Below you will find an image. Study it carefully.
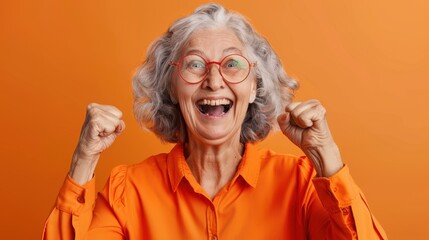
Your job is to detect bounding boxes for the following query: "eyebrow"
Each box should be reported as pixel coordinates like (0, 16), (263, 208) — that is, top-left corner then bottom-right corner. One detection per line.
(184, 47), (243, 58)
(223, 47), (243, 54)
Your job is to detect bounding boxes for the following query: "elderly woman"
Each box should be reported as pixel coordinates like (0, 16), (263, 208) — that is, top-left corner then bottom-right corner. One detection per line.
(43, 3), (386, 240)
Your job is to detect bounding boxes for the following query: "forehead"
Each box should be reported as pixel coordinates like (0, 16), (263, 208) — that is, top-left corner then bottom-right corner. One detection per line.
(183, 27), (245, 57)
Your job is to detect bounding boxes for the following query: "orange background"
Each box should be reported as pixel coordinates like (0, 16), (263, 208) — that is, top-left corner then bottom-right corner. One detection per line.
(1, 0), (428, 239)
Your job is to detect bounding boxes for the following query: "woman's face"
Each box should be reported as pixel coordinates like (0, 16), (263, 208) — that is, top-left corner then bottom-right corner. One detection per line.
(172, 27), (257, 146)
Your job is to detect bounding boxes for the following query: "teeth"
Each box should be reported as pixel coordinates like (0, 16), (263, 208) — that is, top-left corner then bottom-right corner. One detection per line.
(199, 99), (231, 106)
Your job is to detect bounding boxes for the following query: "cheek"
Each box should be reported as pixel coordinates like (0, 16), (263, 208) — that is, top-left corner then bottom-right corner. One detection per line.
(175, 83), (199, 116)
(176, 85), (195, 103)
(235, 80), (257, 103)
(172, 76), (192, 102)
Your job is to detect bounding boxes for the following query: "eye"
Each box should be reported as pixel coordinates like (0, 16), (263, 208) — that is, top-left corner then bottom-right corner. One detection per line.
(222, 56), (248, 73)
(225, 59), (240, 68)
(188, 60), (205, 70)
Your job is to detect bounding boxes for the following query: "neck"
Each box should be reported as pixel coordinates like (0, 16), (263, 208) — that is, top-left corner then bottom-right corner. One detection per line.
(184, 138), (244, 199)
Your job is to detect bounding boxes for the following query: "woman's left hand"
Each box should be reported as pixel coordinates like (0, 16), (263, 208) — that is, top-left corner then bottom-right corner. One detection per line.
(277, 99), (344, 177)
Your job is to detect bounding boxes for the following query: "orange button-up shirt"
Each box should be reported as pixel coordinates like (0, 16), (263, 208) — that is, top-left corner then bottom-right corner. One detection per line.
(43, 144), (387, 239)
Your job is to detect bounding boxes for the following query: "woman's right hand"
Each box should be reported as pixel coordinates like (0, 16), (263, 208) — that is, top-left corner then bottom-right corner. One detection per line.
(69, 103), (125, 185)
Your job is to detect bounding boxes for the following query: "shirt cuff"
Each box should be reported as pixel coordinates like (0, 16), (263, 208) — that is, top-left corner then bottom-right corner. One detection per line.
(312, 165), (359, 213)
(55, 175), (96, 216)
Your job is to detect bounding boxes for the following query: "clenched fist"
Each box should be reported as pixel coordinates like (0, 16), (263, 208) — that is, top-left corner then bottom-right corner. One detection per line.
(278, 99), (343, 177)
(69, 103), (125, 185)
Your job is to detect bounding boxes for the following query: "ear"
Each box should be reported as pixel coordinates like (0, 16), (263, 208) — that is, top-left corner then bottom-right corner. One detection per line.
(249, 92), (256, 103)
(249, 79), (257, 104)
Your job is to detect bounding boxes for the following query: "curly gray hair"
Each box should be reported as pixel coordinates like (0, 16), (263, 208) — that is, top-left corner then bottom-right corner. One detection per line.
(133, 3), (299, 143)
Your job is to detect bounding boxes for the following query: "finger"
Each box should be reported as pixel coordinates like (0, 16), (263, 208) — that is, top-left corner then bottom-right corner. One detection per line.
(285, 101), (301, 112)
(286, 100), (320, 128)
(279, 112), (298, 128)
(277, 112), (294, 134)
(95, 117), (124, 137)
(115, 120), (126, 134)
(284, 102), (301, 127)
(86, 104), (123, 132)
(286, 99), (320, 115)
(82, 112), (123, 140)
(277, 112), (304, 148)
(296, 104), (326, 128)
(277, 113), (288, 129)
(87, 103), (123, 119)
(289, 102), (314, 128)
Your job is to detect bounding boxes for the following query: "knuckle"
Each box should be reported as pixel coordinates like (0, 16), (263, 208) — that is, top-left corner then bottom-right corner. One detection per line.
(111, 107), (123, 118)
(114, 110), (123, 118)
(286, 102), (299, 111)
(87, 117), (104, 130)
(87, 102), (98, 110)
(308, 99), (321, 106)
(315, 104), (326, 114)
(87, 106), (99, 116)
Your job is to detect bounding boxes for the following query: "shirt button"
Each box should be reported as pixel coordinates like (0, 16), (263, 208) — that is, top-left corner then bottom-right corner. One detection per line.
(211, 235), (218, 240)
(342, 208), (349, 214)
(77, 195), (85, 203)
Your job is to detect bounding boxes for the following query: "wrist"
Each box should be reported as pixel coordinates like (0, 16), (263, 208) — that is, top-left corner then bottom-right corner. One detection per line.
(68, 149), (100, 185)
(303, 143), (344, 177)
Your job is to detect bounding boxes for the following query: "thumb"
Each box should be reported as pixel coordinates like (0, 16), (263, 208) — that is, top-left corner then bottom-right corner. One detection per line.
(277, 112), (292, 134)
(98, 120), (126, 137)
(115, 120), (126, 135)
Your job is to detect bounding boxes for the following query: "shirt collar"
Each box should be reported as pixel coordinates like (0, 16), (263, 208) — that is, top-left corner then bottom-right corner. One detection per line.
(167, 144), (189, 192)
(167, 143), (262, 192)
(236, 143), (260, 188)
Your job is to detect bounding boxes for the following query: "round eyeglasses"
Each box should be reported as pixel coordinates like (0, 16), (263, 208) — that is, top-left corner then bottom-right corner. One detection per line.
(170, 54), (256, 84)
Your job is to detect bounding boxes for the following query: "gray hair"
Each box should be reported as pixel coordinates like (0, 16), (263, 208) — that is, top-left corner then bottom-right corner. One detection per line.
(133, 3), (299, 143)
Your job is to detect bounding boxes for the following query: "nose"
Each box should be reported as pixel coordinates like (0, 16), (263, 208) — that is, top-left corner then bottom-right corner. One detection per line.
(202, 63), (225, 90)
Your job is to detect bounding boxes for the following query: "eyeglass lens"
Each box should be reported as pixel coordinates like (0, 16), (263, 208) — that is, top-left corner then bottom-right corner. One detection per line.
(179, 54), (250, 83)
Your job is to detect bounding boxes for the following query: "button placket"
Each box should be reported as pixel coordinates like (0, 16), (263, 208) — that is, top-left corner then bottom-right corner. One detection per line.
(77, 195), (85, 203)
(206, 204), (218, 240)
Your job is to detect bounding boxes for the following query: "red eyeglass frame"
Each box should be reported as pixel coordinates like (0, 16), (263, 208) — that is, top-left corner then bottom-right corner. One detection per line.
(170, 53), (257, 84)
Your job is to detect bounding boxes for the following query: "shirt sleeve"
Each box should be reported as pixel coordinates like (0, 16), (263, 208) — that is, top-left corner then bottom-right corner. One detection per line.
(86, 165), (127, 239)
(306, 165), (388, 239)
(43, 165), (128, 240)
(42, 175), (96, 240)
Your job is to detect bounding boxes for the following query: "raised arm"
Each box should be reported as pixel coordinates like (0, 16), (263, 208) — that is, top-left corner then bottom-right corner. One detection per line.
(69, 103), (125, 185)
(43, 103), (125, 240)
(278, 99), (387, 239)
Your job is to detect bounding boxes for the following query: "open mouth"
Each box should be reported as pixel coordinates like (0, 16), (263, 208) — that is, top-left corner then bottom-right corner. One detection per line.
(196, 98), (232, 117)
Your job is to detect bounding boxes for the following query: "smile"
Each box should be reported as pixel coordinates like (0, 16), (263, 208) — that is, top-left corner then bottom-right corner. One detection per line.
(196, 98), (232, 117)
